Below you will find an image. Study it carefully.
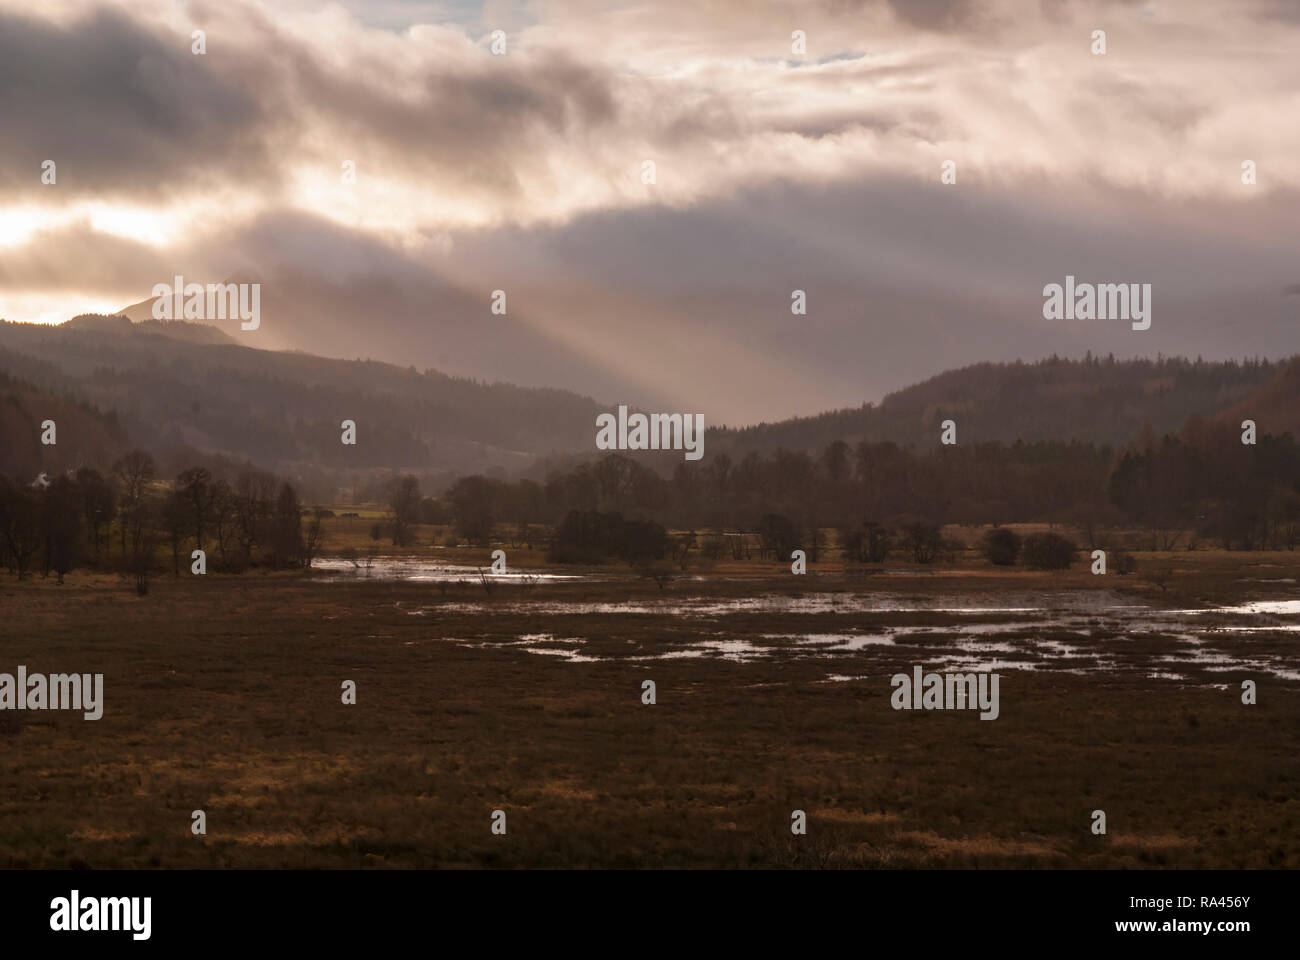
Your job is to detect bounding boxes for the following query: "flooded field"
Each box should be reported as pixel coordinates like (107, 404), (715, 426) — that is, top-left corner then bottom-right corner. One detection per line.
(312, 557), (584, 583)
(311, 559), (1300, 684)
(385, 586), (1300, 684)
(3, 563), (1297, 869)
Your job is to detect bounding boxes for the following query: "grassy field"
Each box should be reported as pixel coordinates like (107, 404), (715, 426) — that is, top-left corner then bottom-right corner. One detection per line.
(1, 542), (1297, 869)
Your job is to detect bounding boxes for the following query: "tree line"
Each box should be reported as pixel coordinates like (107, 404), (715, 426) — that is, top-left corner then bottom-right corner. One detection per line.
(412, 415), (1300, 562)
(0, 450), (323, 593)
(8, 414), (1297, 587)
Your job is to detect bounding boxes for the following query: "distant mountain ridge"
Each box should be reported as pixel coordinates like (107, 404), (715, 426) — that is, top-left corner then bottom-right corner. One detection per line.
(709, 355), (1286, 456)
(1, 314), (1294, 496)
(66, 313), (238, 346)
(0, 318), (605, 492)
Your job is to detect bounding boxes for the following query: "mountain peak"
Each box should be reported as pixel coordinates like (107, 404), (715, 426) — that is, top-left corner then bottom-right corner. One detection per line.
(64, 312), (237, 346)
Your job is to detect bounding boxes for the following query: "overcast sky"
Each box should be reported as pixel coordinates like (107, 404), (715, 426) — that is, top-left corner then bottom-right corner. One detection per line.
(1, 0), (1297, 424)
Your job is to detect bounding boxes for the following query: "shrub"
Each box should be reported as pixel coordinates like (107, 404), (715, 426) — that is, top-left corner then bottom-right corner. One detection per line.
(902, 522), (942, 564)
(840, 521), (890, 563)
(1021, 532), (1077, 570)
(1113, 549), (1137, 575)
(547, 510), (667, 564)
(979, 527), (1022, 566)
(757, 513), (800, 561)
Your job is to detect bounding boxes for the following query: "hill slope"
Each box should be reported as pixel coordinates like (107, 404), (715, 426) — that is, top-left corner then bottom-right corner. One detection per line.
(1218, 356), (1300, 438)
(0, 319), (605, 488)
(2, 316), (1291, 495)
(67, 313), (238, 346)
(0, 364), (129, 480)
(709, 355), (1282, 456)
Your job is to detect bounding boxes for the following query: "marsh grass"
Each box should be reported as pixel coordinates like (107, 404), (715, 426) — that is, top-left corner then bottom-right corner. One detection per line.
(0, 557), (1297, 868)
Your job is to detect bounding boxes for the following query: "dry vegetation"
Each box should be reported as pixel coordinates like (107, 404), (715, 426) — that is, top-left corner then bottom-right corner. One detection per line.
(2, 530), (1297, 869)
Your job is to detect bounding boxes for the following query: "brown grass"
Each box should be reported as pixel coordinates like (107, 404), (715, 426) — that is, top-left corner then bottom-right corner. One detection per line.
(0, 554), (1296, 869)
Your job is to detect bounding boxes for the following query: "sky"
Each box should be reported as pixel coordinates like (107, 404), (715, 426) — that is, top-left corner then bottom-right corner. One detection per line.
(1, 0), (1298, 424)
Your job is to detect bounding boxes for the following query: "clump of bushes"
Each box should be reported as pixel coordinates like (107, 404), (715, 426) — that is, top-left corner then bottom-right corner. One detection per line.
(979, 527), (1022, 566)
(1113, 548), (1137, 575)
(1021, 532), (1077, 570)
(841, 521), (890, 564)
(901, 521), (942, 564)
(547, 510), (667, 564)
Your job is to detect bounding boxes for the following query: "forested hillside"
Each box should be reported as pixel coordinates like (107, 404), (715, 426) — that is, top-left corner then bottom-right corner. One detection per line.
(2, 316), (1294, 515)
(710, 355), (1281, 455)
(0, 319), (605, 494)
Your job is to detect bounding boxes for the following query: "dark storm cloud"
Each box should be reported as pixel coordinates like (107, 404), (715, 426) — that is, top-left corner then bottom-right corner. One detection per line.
(884, 0), (977, 29)
(0, 7), (272, 201)
(0, 1), (717, 208)
(812, 0), (991, 32)
(281, 45), (628, 196)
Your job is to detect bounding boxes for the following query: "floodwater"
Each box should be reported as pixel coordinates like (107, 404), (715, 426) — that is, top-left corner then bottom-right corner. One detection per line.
(434, 589), (1300, 683)
(312, 557), (583, 583)
(319, 561), (1300, 683)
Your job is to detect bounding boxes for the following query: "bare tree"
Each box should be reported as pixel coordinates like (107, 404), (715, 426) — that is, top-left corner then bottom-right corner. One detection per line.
(234, 468), (278, 562)
(124, 498), (161, 596)
(210, 480), (237, 570)
(0, 477), (41, 579)
(176, 467), (216, 551)
(672, 530), (697, 572)
(42, 475), (82, 584)
(388, 475), (421, 547)
(112, 450), (155, 555)
(76, 467), (115, 556)
(162, 490), (187, 576)
(302, 508), (327, 568)
(270, 482), (304, 567)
